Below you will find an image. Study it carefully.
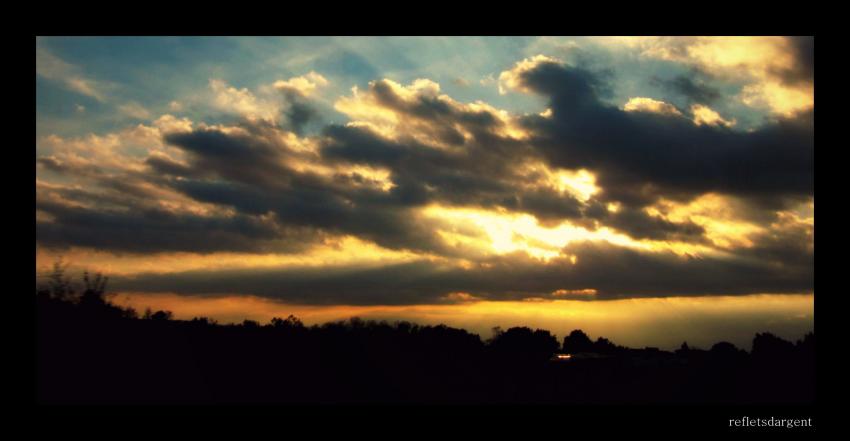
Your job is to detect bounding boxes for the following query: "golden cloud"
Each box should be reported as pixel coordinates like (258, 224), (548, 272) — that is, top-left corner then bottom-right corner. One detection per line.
(623, 97), (683, 116)
(595, 36), (813, 117)
(690, 104), (736, 127)
(498, 54), (561, 94)
(273, 71), (329, 97)
(334, 78), (530, 147)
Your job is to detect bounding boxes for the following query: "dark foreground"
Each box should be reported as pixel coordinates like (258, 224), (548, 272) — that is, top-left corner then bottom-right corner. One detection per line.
(37, 291), (814, 404)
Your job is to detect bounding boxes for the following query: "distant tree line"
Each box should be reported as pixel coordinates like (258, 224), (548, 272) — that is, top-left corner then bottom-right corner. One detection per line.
(36, 266), (814, 404)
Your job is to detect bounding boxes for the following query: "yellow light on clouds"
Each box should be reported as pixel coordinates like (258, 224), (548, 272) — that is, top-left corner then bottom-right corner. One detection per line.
(422, 204), (635, 260)
(650, 194), (765, 249)
(518, 161), (600, 202)
(35, 235), (431, 277)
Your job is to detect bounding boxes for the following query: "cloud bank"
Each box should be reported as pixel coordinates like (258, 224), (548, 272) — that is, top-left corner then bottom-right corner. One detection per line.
(36, 37), (814, 305)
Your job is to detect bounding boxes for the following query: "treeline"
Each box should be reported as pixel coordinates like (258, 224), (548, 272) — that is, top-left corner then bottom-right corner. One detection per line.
(36, 270), (814, 404)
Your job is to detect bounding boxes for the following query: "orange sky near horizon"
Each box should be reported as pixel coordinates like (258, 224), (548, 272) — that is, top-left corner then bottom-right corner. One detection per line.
(110, 292), (813, 350)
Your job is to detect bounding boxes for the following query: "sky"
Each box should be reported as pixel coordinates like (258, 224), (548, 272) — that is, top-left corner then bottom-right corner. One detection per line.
(35, 36), (814, 349)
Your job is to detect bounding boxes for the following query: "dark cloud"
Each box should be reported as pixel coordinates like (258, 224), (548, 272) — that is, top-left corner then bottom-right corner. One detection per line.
(774, 36), (814, 86)
(321, 124), (528, 209)
(164, 126), (295, 188)
(145, 154), (200, 177)
(170, 175), (450, 255)
(37, 156), (69, 173)
(36, 155), (111, 180)
(38, 66), (807, 258)
(651, 74), (721, 104)
(36, 197), (312, 254)
(35, 175), (324, 254)
(514, 58), (813, 209)
(110, 238), (812, 305)
(274, 87), (321, 135)
(600, 207), (706, 241)
(518, 61), (610, 109)
(36, 52), (813, 303)
(320, 124), (409, 166)
(284, 99), (319, 135)
(513, 188), (584, 223)
(736, 215), (814, 270)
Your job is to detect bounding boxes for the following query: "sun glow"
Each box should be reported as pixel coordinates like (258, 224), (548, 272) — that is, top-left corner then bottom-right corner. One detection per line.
(423, 204), (636, 260)
(518, 161), (600, 202)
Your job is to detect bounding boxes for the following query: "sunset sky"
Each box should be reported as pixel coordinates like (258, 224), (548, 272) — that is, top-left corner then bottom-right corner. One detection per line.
(35, 36), (813, 348)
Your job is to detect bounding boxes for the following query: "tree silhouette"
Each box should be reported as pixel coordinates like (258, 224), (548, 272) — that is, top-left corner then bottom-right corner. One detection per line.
(489, 327), (559, 362)
(190, 317), (217, 326)
(35, 272), (815, 405)
(148, 310), (173, 321)
(593, 337), (622, 354)
(43, 260), (75, 301)
(271, 315), (304, 329)
(78, 271), (110, 308)
(562, 329), (594, 353)
(752, 332), (796, 359)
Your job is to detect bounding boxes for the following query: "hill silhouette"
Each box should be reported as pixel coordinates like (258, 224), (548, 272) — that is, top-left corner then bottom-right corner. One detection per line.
(36, 268), (814, 404)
